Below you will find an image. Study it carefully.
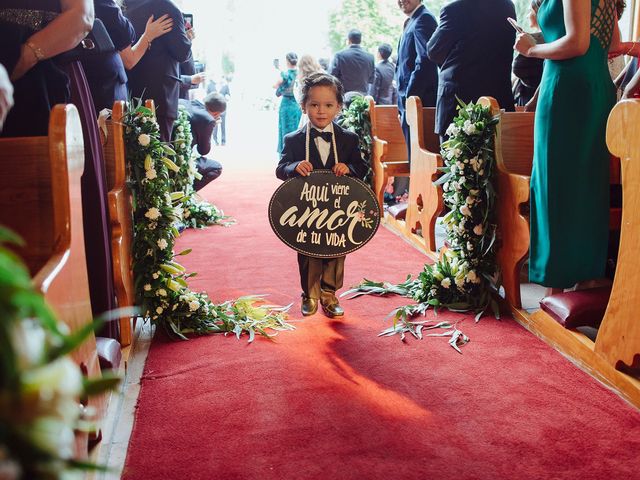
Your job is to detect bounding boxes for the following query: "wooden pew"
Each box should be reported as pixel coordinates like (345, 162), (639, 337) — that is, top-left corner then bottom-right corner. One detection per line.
(368, 97), (409, 213)
(0, 104), (104, 457)
(103, 101), (135, 347)
(595, 98), (640, 372)
(405, 96), (443, 257)
(478, 97), (534, 309)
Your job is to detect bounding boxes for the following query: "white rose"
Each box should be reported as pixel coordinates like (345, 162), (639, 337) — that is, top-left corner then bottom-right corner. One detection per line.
(145, 207), (161, 220)
(157, 238), (168, 250)
(142, 117), (148, 123)
(463, 120), (477, 135)
(445, 123), (460, 137)
(145, 168), (157, 180)
(152, 273), (159, 279)
(156, 307), (163, 314)
(157, 289), (167, 297)
(138, 134), (151, 146)
(466, 196), (474, 205)
(467, 241), (474, 251)
(443, 182), (450, 192)
(144, 284), (152, 291)
(184, 209), (191, 218)
(460, 205), (472, 217)
(441, 277), (452, 289)
(189, 300), (200, 312)
(453, 148), (462, 158)
(177, 125), (184, 132)
(473, 224), (484, 235)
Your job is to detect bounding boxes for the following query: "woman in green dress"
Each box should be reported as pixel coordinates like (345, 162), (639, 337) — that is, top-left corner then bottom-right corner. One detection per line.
(275, 52), (302, 153)
(515, 0), (620, 289)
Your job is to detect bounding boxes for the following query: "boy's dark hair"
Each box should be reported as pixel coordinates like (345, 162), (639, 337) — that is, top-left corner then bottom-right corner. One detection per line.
(347, 29), (362, 44)
(378, 43), (392, 60)
(204, 92), (227, 113)
(285, 52), (298, 66)
(299, 73), (344, 106)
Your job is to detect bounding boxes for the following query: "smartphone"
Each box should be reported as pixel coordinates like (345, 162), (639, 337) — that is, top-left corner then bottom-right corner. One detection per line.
(507, 17), (524, 33)
(184, 13), (193, 29)
(273, 58), (280, 69)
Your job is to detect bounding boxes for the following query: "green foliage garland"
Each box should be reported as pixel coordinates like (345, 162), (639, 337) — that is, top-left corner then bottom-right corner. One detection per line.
(0, 227), (119, 479)
(123, 103), (293, 340)
(337, 95), (372, 183)
(171, 107), (231, 229)
(343, 101), (500, 348)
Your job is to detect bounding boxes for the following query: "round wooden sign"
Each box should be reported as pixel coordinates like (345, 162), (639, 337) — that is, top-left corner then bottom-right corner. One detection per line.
(269, 170), (380, 258)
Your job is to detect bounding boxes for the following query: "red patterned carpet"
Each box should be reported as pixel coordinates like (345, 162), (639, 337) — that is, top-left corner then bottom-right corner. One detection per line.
(122, 146), (640, 480)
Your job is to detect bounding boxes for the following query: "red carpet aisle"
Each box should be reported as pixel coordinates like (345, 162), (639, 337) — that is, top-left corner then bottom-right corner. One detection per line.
(123, 156), (640, 479)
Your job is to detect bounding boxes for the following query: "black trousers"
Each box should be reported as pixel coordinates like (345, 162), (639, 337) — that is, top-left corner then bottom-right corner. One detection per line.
(193, 157), (222, 191)
(297, 254), (345, 302)
(157, 115), (176, 142)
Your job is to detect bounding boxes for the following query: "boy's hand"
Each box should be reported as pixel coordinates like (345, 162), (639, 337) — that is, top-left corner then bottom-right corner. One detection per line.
(295, 160), (313, 176)
(332, 163), (349, 176)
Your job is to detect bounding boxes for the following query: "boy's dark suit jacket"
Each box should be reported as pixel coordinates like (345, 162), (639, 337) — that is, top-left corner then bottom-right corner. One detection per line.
(427, 0), (516, 135)
(124, 0), (192, 122)
(178, 98), (214, 156)
(276, 123), (367, 181)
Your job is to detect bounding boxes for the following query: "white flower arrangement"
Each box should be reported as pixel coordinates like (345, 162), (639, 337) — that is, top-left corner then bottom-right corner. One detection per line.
(344, 100), (501, 347)
(123, 102), (291, 341)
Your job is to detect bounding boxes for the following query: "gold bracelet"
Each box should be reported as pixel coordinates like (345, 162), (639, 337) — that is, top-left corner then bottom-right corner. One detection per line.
(25, 40), (45, 62)
(626, 42), (636, 56)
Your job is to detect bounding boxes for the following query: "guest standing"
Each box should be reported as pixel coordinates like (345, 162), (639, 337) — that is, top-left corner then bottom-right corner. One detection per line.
(515, 0), (619, 289)
(330, 29), (375, 94)
(83, 0), (173, 112)
(124, 0), (191, 141)
(427, 0), (516, 139)
(395, 0), (439, 197)
(368, 43), (396, 105)
(275, 52), (301, 153)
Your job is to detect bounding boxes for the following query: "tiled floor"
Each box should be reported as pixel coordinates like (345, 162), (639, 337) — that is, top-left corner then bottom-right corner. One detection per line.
(96, 322), (154, 480)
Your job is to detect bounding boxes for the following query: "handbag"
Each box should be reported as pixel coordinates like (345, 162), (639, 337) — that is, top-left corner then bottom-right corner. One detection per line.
(57, 18), (116, 63)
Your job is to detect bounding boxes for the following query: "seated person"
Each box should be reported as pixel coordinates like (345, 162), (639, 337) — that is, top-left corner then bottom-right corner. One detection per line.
(178, 92), (227, 191)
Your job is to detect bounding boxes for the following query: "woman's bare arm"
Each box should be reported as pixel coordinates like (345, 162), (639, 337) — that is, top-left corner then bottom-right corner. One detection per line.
(120, 14), (173, 70)
(514, 0), (590, 60)
(11, 0), (94, 80)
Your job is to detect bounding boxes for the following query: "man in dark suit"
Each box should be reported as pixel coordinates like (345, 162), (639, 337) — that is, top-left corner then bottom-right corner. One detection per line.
(369, 43), (397, 105)
(330, 29), (375, 94)
(179, 92), (226, 191)
(124, 0), (192, 141)
(395, 0), (439, 197)
(427, 0), (516, 138)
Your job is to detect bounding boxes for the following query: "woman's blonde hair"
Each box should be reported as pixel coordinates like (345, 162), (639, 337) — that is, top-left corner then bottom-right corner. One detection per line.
(297, 55), (323, 82)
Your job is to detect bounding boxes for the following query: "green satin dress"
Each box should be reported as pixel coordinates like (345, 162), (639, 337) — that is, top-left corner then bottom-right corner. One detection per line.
(529, 0), (616, 288)
(277, 69), (302, 153)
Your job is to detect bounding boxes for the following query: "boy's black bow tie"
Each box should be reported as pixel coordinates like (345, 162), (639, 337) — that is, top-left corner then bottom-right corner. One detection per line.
(311, 129), (333, 142)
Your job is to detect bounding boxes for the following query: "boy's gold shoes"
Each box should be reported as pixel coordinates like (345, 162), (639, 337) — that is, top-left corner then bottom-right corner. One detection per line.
(301, 295), (318, 316)
(321, 300), (344, 318)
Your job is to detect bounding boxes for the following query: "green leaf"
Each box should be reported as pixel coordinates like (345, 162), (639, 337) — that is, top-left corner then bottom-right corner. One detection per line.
(83, 374), (121, 396)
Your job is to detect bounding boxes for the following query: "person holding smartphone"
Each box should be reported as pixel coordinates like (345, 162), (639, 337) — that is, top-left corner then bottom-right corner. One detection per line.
(514, 0), (623, 292)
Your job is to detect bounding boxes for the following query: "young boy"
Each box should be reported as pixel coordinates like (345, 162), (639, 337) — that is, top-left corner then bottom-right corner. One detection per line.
(276, 73), (367, 318)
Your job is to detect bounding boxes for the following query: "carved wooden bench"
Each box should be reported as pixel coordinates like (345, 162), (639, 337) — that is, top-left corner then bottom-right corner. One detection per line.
(0, 104), (105, 457)
(368, 97), (409, 214)
(104, 101), (135, 347)
(405, 96), (443, 258)
(478, 97), (534, 309)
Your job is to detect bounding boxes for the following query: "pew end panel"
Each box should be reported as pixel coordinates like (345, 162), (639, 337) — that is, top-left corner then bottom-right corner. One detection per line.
(0, 104), (105, 456)
(368, 97), (410, 214)
(478, 97), (534, 309)
(595, 99), (640, 371)
(105, 101), (136, 347)
(405, 96), (443, 257)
